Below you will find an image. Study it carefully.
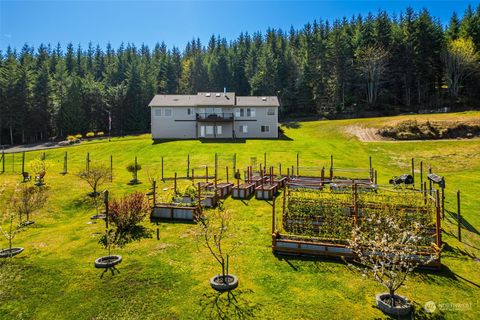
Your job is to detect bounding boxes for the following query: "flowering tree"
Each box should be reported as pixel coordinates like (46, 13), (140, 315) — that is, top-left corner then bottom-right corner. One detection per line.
(347, 207), (439, 308)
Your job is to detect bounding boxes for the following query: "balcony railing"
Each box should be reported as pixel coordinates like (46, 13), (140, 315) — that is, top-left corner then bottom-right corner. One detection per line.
(196, 113), (234, 121)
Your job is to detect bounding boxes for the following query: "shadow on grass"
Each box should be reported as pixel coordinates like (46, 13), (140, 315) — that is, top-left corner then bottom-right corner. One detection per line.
(99, 226), (153, 248)
(199, 289), (259, 320)
(274, 253), (347, 273)
(442, 242), (478, 261)
(416, 262), (480, 289)
(445, 209), (479, 235)
(282, 121), (301, 129)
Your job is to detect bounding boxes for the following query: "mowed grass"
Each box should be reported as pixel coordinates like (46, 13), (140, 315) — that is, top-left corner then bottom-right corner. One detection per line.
(0, 111), (479, 319)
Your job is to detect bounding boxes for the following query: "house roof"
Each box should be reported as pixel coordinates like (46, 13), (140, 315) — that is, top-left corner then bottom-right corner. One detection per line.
(236, 96), (279, 107)
(148, 92), (279, 107)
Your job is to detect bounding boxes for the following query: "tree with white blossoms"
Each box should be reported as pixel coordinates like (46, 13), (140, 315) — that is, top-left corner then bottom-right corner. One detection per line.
(347, 207), (439, 308)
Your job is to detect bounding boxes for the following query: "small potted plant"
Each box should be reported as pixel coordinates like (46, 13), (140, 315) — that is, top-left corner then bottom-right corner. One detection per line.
(197, 207), (239, 292)
(126, 157), (141, 185)
(0, 209), (26, 258)
(11, 184), (48, 226)
(347, 208), (439, 316)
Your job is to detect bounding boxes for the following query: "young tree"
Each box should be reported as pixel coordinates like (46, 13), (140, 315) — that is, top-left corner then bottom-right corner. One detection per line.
(0, 210), (25, 257)
(77, 165), (111, 196)
(197, 208), (239, 288)
(11, 184), (48, 225)
(347, 207), (439, 312)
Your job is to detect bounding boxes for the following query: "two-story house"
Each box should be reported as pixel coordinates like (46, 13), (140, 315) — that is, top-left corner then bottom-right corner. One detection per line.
(148, 92), (279, 139)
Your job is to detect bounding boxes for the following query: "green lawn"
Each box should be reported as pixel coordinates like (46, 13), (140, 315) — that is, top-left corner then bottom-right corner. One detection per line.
(1, 112), (479, 319)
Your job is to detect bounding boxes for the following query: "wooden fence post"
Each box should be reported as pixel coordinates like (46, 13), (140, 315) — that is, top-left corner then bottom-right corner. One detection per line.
(226, 166), (229, 183)
(1, 150), (4, 173)
(233, 153), (236, 174)
(457, 190), (461, 242)
(187, 154), (190, 178)
(12, 153), (14, 173)
(174, 172), (177, 194)
(63, 151), (68, 174)
(86, 152), (90, 173)
(411, 158), (415, 187)
(264, 152), (267, 169)
(330, 155), (334, 180)
(436, 190), (442, 248)
(296, 152), (299, 176)
(429, 167), (433, 195)
(420, 161), (423, 191)
(110, 155), (113, 181)
(369, 156), (372, 180)
(272, 196), (276, 234)
(441, 181), (445, 220)
(134, 156), (138, 182)
(21, 152), (25, 174)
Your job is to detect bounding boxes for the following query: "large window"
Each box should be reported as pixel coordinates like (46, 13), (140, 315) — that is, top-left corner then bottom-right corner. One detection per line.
(206, 126), (214, 135)
(267, 108), (275, 116)
(261, 125), (270, 133)
(154, 108), (162, 117)
(216, 125), (223, 135)
(164, 108), (172, 117)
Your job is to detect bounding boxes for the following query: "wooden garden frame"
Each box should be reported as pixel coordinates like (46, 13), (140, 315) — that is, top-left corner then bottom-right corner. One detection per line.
(272, 185), (442, 268)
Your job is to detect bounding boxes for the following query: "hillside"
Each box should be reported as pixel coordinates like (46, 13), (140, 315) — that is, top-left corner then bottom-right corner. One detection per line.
(0, 112), (479, 319)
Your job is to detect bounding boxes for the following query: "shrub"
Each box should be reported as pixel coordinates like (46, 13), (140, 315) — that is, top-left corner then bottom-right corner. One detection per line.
(75, 134), (83, 139)
(86, 132), (95, 138)
(96, 131), (105, 136)
(126, 163), (142, 173)
(108, 192), (149, 234)
(67, 135), (76, 141)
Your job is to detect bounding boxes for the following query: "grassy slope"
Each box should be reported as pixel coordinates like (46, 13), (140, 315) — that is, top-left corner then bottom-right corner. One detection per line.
(0, 112), (479, 319)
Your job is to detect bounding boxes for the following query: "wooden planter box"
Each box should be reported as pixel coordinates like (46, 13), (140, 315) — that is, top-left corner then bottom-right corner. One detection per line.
(151, 204), (200, 222)
(206, 183), (233, 199)
(232, 183), (256, 199)
(274, 177), (287, 188)
(197, 182), (213, 190)
(246, 176), (264, 187)
(272, 233), (440, 268)
(255, 184), (277, 200)
(201, 195), (218, 208)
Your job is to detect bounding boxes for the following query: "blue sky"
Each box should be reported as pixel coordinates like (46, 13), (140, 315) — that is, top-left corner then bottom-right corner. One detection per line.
(1, 0), (478, 51)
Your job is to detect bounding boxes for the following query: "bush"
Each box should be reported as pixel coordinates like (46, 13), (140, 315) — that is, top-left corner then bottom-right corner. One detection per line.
(86, 132), (95, 138)
(96, 131), (105, 136)
(108, 192), (149, 234)
(67, 135), (76, 141)
(75, 134), (82, 139)
(126, 162), (142, 173)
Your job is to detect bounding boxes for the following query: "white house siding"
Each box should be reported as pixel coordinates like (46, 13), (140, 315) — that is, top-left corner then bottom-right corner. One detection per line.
(151, 107), (196, 139)
(234, 107), (278, 138)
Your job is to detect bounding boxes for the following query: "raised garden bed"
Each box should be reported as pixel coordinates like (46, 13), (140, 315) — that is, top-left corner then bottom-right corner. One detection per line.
(150, 204), (200, 222)
(232, 183), (256, 199)
(206, 182), (233, 199)
(255, 184), (278, 200)
(201, 194), (218, 208)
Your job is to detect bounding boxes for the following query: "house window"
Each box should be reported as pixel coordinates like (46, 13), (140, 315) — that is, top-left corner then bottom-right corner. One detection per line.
(216, 125), (222, 135)
(239, 125), (248, 133)
(154, 108), (162, 117)
(200, 126), (205, 137)
(162, 108), (172, 117)
(187, 108), (193, 115)
(206, 126), (214, 135)
(240, 108), (245, 117)
(261, 125), (270, 133)
(246, 108), (256, 117)
(267, 108), (275, 115)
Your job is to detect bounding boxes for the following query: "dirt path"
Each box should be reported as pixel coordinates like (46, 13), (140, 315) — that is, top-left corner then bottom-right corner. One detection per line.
(344, 125), (386, 142)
